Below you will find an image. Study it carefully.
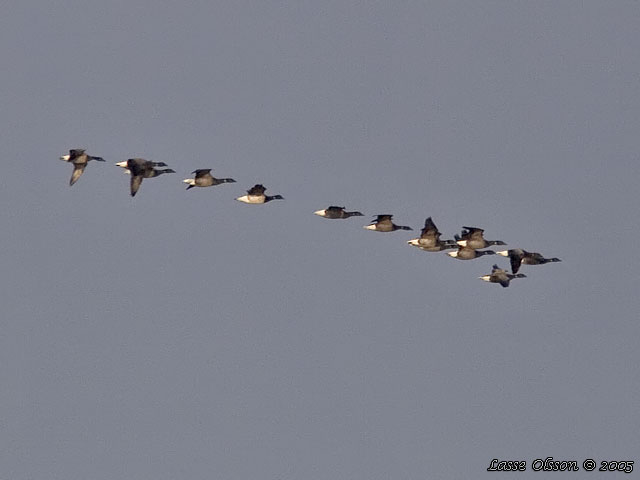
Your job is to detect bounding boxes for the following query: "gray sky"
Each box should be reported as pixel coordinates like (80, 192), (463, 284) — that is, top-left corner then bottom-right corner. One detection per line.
(2, 1), (639, 478)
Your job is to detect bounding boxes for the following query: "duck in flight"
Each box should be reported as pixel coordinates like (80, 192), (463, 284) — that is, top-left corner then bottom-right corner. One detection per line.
(364, 215), (412, 232)
(479, 264), (526, 288)
(447, 245), (496, 260)
(496, 248), (561, 274)
(314, 206), (364, 219)
(235, 184), (284, 204)
(407, 217), (457, 252)
(183, 169), (236, 190)
(455, 226), (506, 249)
(60, 149), (105, 186)
(115, 159), (175, 197)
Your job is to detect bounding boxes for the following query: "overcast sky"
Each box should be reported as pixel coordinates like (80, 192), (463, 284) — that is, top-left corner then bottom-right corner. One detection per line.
(1, 1), (639, 479)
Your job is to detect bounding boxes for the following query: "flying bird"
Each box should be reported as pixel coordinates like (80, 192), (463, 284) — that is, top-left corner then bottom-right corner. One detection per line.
(116, 159), (174, 197)
(447, 246), (496, 260)
(59, 149), (105, 186)
(479, 264), (526, 288)
(455, 226), (506, 249)
(407, 217), (457, 252)
(364, 215), (412, 232)
(496, 248), (562, 274)
(235, 184), (284, 204)
(314, 206), (364, 219)
(183, 169), (236, 190)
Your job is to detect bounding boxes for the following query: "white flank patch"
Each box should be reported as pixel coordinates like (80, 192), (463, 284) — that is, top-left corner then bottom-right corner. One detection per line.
(60, 155), (70, 161)
(313, 210), (326, 217)
(407, 239), (420, 246)
(183, 179), (196, 185)
(236, 195), (265, 204)
(447, 251), (458, 257)
(479, 275), (491, 282)
(363, 224), (377, 230)
(247, 195), (265, 203)
(496, 250), (509, 256)
(456, 239), (468, 247)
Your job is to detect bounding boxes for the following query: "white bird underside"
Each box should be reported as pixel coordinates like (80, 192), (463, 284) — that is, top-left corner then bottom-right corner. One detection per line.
(236, 194), (265, 204)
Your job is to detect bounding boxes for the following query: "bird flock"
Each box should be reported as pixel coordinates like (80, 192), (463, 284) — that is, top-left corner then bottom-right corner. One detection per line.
(60, 148), (561, 288)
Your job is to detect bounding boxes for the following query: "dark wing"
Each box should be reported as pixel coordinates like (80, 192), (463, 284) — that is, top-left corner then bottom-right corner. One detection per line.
(510, 251), (524, 274)
(375, 214), (393, 221)
(69, 163), (86, 186)
(193, 169), (212, 177)
(130, 174), (143, 197)
(469, 229), (485, 240)
(421, 217), (440, 237)
(247, 184), (266, 195)
(327, 206), (345, 212)
(460, 226), (483, 240)
(69, 149), (85, 160)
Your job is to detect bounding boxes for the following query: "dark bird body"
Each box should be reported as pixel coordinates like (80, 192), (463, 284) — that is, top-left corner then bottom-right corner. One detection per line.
(314, 206), (364, 219)
(184, 169), (236, 190)
(364, 215), (412, 232)
(447, 246), (496, 260)
(497, 248), (562, 274)
(116, 158), (174, 197)
(407, 217), (457, 251)
(455, 226), (506, 249)
(60, 149), (105, 186)
(479, 264), (527, 287)
(236, 184), (284, 204)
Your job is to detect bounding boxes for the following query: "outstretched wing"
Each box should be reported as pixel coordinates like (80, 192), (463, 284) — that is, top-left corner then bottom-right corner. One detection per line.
(69, 164), (86, 186)
(421, 217), (439, 237)
(130, 175), (143, 197)
(510, 251), (524, 274)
